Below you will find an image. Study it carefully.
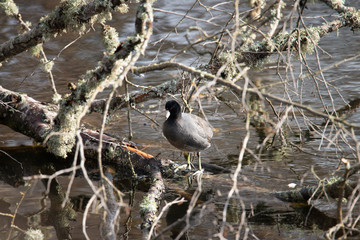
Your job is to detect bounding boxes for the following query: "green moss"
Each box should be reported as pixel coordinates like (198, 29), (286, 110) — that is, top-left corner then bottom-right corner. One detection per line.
(41, 59), (54, 73)
(93, 11), (113, 25)
(106, 145), (116, 158)
(47, 102), (84, 157)
(60, 0), (84, 32)
(331, 0), (345, 7)
(38, 14), (54, 40)
(342, 10), (360, 31)
(0, 0), (19, 16)
(29, 44), (43, 58)
(102, 25), (120, 54)
(327, 176), (342, 184)
(115, 3), (129, 13)
(139, 195), (157, 215)
(272, 28), (321, 55)
(298, 27), (321, 55)
(217, 51), (238, 80)
(52, 93), (62, 104)
(272, 31), (289, 49)
(25, 228), (44, 240)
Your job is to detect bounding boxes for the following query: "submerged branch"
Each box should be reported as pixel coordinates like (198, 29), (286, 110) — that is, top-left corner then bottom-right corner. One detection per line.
(140, 165), (166, 240)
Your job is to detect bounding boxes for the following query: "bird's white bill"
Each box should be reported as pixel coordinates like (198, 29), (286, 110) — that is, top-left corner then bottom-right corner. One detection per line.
(165, 110), (170, 119)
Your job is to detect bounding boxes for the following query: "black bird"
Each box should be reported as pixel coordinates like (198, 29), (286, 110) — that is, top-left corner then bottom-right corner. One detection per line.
(163, 100), (213, 170)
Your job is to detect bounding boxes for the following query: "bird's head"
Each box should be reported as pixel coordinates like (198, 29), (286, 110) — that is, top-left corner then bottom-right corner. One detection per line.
(165, 100), (181, 118)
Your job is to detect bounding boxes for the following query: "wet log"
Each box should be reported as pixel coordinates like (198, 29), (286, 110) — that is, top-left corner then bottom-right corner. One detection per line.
(0, 83), (232, 238)
(140, 165), (165, 240)
(0, 85), (175, 177)
(0, 83), (227, 176)
(0, 85), (57, 144)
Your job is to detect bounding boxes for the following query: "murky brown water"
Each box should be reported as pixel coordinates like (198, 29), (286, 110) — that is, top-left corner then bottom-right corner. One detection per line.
(1, 0), (360, 239)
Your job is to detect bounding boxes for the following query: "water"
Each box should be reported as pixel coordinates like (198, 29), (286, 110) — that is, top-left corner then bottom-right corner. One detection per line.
(1, 0), (360, 239)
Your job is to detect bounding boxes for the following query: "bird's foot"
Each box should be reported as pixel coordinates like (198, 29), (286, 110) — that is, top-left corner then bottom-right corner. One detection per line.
(192, 168), (204, 178)
(175, 164), (193, 173)
(174, 163), (197, 174)
(188, 162), (196, 170)
(174, 164), (187, 172)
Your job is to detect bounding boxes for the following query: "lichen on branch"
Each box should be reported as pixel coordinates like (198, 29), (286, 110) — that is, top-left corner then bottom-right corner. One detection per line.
(0, 0), (130, 62)
(45, 0), (153, 158)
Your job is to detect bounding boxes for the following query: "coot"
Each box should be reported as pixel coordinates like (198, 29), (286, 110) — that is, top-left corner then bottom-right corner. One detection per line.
(163, 100), (213, 170)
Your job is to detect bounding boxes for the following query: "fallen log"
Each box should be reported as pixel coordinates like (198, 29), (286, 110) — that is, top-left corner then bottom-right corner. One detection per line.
(0, 84), (170, 238)
(0, 85), (175, 177)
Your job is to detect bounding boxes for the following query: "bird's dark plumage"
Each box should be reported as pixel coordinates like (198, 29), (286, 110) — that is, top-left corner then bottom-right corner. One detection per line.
(163, 100), (213, 169)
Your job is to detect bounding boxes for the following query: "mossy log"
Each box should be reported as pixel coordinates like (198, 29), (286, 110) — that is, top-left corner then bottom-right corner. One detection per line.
(0, 85), (176, 177)
(0, 84), (170, 238)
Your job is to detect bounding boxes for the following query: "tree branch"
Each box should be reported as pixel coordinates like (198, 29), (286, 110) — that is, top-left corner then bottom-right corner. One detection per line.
(0, 0), (128, 62)
(89, 79), (180, 113)
(133, 61), (360, 129)
(46, 0), (153, 158)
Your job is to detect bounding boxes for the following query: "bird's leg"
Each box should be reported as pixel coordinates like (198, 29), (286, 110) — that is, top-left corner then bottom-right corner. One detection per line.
(185, 153), (196, 170)
(198, 152), (202, 170)
(187, 152), (192, 170)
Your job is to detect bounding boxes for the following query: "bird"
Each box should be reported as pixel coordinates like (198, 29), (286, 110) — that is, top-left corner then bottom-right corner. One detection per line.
(162, 100), (213, 170)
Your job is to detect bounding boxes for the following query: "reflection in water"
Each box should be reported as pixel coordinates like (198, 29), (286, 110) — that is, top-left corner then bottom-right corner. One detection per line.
(166, 200), (191, 240)
(248, 202), (338, 230)
(164, 185), (216, 240)
(46, 177), (76, 240)
(0, 198), (28, 239)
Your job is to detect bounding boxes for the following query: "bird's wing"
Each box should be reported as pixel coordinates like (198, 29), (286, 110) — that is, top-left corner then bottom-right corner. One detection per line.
(184, 113), (213, 140)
